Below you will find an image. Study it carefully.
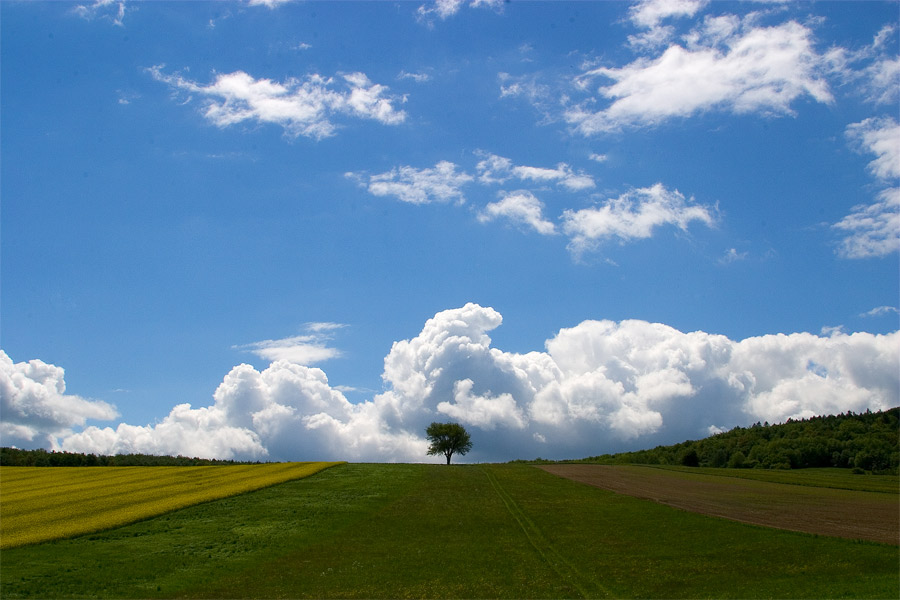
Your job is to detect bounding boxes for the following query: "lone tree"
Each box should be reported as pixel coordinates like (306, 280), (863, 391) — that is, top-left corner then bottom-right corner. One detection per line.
(425, 422), (472, 465)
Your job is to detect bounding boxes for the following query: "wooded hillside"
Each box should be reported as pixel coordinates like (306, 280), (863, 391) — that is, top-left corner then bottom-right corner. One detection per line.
(0, 447), (258, 467)
(576, 408), (899, 473)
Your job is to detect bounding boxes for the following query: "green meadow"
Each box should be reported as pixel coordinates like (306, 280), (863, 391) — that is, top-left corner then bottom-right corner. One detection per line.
(1, 463), (897, 599)
(643, 464), (900, 493)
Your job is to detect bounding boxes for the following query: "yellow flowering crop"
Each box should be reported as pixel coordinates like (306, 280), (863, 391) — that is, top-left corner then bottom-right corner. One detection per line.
(0, 462), (342, 549)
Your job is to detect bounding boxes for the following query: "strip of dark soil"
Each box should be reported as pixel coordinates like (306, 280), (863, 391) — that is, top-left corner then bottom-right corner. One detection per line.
(540, 465), (899, 544)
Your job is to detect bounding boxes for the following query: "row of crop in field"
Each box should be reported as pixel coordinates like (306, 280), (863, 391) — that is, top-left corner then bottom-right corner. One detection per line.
(0, 462), (342, 549)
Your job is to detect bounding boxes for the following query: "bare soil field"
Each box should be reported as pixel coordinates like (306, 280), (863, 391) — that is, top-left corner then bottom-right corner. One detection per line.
(541, 465), (899, 544)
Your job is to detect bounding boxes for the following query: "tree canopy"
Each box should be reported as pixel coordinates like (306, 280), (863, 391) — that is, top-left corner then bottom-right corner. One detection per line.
(0, 448), (257, 467)
(572, 407), (899, 473)
(426, 422), (472, 464)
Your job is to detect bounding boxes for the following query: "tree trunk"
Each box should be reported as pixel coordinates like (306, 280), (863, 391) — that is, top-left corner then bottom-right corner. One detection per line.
(446, 452), (452, 465)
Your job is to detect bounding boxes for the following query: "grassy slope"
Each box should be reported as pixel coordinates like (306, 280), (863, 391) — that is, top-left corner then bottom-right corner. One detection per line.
(1, 464), (897, 599)
(645, 465), (900, 493)
(1, 462), (341, 549)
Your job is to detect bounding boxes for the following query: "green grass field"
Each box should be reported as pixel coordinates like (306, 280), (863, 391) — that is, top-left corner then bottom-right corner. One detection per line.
(0, 462), (341, 549)
(1, 464), (897, 599)
(644, 465), (900, 493)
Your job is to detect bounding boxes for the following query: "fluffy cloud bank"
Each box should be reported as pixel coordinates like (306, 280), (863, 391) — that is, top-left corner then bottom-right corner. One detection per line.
(0, 351), (118, 449)
(149, 67), (406, 140)
(7, 305), (897, 462)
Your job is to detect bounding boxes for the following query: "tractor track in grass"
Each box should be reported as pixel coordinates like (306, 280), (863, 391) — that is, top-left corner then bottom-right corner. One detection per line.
(541, 465), (899, 544)
(480, 465), (610, 599)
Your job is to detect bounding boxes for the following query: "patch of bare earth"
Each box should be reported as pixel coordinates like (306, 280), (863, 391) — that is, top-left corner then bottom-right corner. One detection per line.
(541, 465), (899, 544)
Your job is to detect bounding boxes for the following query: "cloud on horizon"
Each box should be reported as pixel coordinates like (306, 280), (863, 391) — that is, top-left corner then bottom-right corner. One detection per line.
(6, 304), (895, 463)
(0, 351), (119, 450)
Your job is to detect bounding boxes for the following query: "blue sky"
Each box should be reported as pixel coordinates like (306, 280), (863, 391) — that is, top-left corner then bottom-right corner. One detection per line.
(2, 0), (898, 463)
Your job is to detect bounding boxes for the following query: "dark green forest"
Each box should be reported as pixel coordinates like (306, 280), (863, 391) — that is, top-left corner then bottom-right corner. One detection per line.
(0, 447), (259, 467)
(570, 407), (899, 474)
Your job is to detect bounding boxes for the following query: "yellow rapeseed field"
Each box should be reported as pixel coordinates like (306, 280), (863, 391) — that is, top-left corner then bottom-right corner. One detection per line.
(0, 462), (342, 549)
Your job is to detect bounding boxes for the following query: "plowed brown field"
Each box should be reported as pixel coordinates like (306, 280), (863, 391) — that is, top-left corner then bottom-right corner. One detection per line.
(541, 465), (899, 544)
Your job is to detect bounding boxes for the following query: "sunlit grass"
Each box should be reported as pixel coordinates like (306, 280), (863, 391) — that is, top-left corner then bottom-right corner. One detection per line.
(645, 465), (900, 493)
(1, 464), (896, 599)
(0, 462), (341, 549)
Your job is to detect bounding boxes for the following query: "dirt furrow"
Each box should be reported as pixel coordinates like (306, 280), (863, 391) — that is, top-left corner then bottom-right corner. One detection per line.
(541, 465), (899, 544)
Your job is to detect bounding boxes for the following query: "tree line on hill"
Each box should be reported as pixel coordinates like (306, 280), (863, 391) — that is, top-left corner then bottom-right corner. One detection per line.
(0, 447), (261, 467)
(568, 407), (899, 474)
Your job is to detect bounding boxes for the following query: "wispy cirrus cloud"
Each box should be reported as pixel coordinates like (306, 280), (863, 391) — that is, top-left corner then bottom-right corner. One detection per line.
(72, 0), (126, 26)
(148, 67), (406, 141)
(235, 322), (347, 365)
(719, 247), (749, 265)
(824, 24), (899, 107)
(476, 152), (595, 191)
(861, 305), (899, 318)
(349, 161), (474, 205)
(416, 0), (503, 27)
(247, 0), (295, 8)
(398, 70), (432, 83)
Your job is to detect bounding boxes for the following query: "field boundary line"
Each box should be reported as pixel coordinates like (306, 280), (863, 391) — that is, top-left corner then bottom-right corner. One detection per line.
(542, 464), (899, 545)
(480, 465), (608, 599)
(1, 462), (343, 549)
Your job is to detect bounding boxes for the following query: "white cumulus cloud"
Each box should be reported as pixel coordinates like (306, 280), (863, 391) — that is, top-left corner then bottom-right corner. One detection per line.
(149, 67), (406, 140)
(356, 161), (474, 205)
(835, 117), (900, 259)
(0, 351), (118, 450)
(478, 190), (558, 235)
(561, 183), (715, 254)
(63, 361), (427, 462)
(846, 117), (900, 181)
(627, 0), (709, 49)
(476, 152), (596, 191)
(32, 304), (895, 463)
(629, 0), (709, 29)
(834, 187), (900, 259)
(568, 18), (833, 133)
